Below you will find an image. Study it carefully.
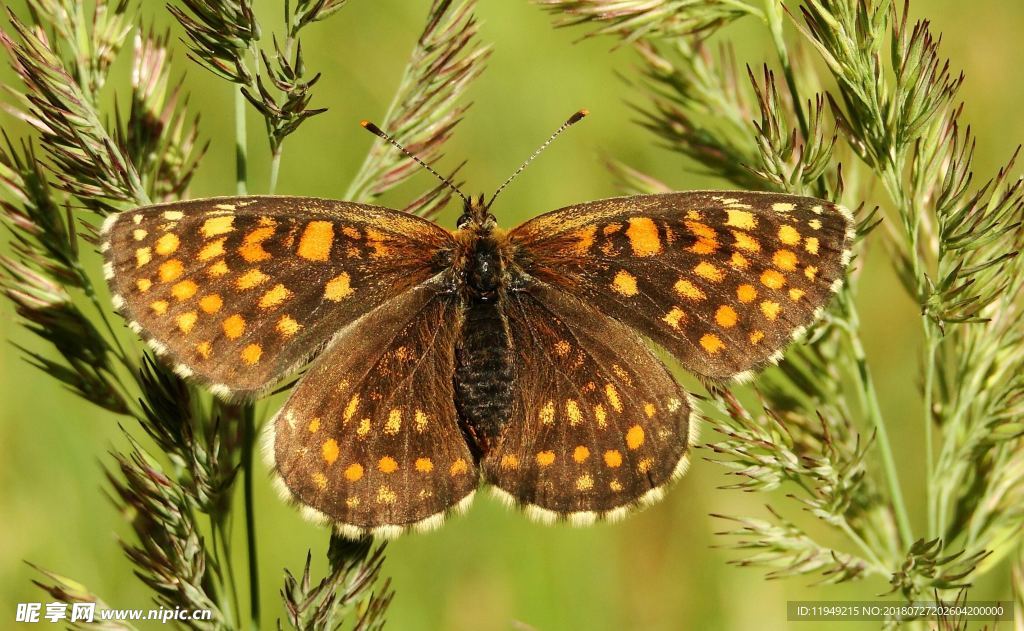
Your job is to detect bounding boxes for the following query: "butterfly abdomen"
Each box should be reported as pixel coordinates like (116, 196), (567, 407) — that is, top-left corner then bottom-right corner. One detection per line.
(454, 298), (514, 457)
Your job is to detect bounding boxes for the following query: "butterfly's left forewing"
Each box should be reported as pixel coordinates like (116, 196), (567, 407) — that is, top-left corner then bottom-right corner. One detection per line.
(508, 191), (853, 380)
(102, 196), (453, 398)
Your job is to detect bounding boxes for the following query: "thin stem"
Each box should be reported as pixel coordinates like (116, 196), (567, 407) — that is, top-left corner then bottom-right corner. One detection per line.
(268, 148), (282, 195)
(232, 80), (260, 629)
(841, 297), (915, 551)
(242, 405), (260, 631)
(764, 0), (808, 139)
(213, 517), (240, 628)
(837, 520), (889, 576)
(924, 329), (938, 540)
(235, 87), (248, 196)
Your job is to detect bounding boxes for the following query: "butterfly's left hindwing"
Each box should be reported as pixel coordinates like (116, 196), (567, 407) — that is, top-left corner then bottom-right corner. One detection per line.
(102, 196), (453, 398)
(508, 191), (853, 380)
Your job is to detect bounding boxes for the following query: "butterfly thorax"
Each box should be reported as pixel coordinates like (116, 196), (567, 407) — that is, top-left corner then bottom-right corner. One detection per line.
(450, 205), (518, 458)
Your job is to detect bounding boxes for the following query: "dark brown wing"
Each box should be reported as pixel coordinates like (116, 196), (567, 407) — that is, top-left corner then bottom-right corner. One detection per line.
(483, 281), (696, 523)
(267, 281), (478, 539)
(507, 191), (853, 380)
(101, 196), (454, 399)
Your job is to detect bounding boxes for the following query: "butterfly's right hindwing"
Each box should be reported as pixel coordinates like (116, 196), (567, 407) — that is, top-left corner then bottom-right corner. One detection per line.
(484, 281), (695, 522)
(102, 196), (454, 398)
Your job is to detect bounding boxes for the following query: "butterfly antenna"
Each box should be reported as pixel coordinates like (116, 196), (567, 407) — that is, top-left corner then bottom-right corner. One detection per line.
(360, 120), (470, 205)
(487, 109), (589, 210)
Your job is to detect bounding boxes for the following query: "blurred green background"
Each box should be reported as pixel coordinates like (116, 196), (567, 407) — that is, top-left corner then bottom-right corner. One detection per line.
(2, 1), (1023, 629)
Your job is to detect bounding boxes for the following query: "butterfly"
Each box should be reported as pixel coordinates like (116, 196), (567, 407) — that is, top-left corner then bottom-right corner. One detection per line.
(100, 113), (854, 538)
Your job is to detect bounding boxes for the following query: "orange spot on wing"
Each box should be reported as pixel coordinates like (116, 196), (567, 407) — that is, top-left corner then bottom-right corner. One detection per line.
(415, 458), (433, 473)
(540, 400), (555, 425)
(805, 265), (819, 281)
(238, 226), (274, 262)
(604, 450), (623, 467)
(322, 439), (340, 464)
(277, 315), (300, 337)
(732, 230), (761, 252)
(773, 249), (798, 271)
(365, 228), (391, 258)
(663, 306), (686, 329)
(298, 221), (334, 261)
(612, 270), (638, 296)
(715, 305), (738, 328)
(536, 451), (556, 466)
(158, 259), (184, 282)
(566, 399), (583, 426)
(325, 272), (353, 301)
(737, 284), (758, 303)
(198, 238), (226, 261)
(202, 215), (234, 238)
(694, 262), (724, 282)
(223, 314), (245, 339)
(605, 384), (623, 412)
(450, 459), (469, 475)
(259, 284), (292, 309)
(726, 208), (756, 230)
(500, 454), (519, 470)
(685, 220), (718, 254)
(778, 225), (801, 245)
(196, 341), (212, 359)
(626, 425), (645, 449)
(761, 269), (786, 289)
(378, 456), (398, 473)
(789, 288), (806, 301)
(750, 330), (765, 344)
(804, 237), (820, 254)
(199, 294), (223, 314)
(207, 260), (229, 277)
(237, 269), (268, 289)
(241, 343), (262, 365)
(626, 217), (662, 256)
(572, 225), (597, 255)
(155, 233), (180, 256)
(760, 301), (782, 320)
(135, 247), (152, 267)
(171, 280), (198, 301)
(176, 311), (197, 334)
(136, 278), (152, 292)
(730, 252), (749, 269)
(700, 333), (724, 354)
(674, 279), (705, 301)
(150, 300), (168, 315)
(344, 463), (364, 481)
(573, 446), (590, 463)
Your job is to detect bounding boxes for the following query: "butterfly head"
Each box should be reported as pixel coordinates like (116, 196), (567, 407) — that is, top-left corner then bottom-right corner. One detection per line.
(456, 194), (497, 233)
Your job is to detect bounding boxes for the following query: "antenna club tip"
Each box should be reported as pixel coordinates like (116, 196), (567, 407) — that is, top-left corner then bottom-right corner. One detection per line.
(569, 109), (589, 124)
(359, 119), (371, 127)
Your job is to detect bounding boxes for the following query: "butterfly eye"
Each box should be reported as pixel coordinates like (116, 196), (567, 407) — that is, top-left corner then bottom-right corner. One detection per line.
(456, 214), (473, 229)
